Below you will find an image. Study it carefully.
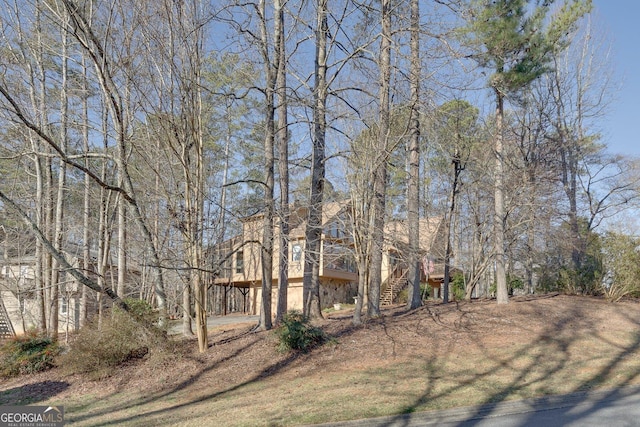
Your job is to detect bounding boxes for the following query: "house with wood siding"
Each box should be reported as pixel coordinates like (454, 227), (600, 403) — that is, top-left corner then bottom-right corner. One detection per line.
(209, 201), (358, 315)
(209, 201), (452, 315)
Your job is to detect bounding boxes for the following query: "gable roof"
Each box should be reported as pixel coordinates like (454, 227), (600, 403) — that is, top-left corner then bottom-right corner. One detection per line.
(242, 200), (351, 240)
(385, 217), (445, 255)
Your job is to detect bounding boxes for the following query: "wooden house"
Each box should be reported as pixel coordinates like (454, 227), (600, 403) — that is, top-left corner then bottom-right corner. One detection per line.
(209, 202), (358, 315)
(209, 201), (455, 315)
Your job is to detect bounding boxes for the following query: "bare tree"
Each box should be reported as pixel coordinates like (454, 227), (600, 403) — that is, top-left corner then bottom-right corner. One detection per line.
(275, 0), (290, 324)
(367, 0), (392, 318)
(405, 0), (422, 310)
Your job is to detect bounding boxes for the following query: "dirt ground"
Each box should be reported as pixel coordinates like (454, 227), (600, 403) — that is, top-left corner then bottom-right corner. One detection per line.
(2, 294), (640, 424)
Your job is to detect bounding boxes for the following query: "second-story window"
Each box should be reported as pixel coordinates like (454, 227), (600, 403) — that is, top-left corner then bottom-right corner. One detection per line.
(292, 244), (302, 262)
(235, 251), (244, 274)
(60, 296), (68, 315)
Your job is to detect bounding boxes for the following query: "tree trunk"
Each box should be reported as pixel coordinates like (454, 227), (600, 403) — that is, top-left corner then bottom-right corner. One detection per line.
(303, 0), (328, 320)
(117, 199), (126, 298)
(494, 89), (508, 304)
(525, 169), (536, 294)
(182, 277), (193, 336)
(34, 154), (46, 333)
(50, 25), (70, 340)
(44, 153), (54, 334)
(368, 0), (392, 318)
(258, 0), (276, 331)
(442, 156), (461, 304)
(406, 0), (421, 310)
(62, 1), (169, 324)
(275, 0), (290, 324)
(80, 54), (91, 329)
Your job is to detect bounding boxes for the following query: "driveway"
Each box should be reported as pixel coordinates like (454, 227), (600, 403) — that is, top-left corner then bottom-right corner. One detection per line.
(168, 314), (259, 335)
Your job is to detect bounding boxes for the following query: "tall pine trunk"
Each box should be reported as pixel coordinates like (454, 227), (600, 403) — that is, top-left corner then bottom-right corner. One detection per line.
(406, 0), (421, 310)
(303, 0), (328, 319)
(494, 90), (508, 304)
(258, 0), (276, 330)
(275, 0), (290, 324)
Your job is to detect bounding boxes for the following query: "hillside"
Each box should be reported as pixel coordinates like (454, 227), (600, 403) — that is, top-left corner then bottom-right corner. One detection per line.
(1, 294), (640, 426)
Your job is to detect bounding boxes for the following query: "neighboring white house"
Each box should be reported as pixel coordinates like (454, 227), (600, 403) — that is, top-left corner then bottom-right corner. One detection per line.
(0, 246), (128, 336)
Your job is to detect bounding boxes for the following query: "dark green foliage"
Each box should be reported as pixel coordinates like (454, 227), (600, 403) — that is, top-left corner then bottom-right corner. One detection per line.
(275, 311), (325, 353)
(420, 283), (432, 300)
(464, 0), (591, 95)
(507, 274), (525, 294)
(123, 297), (159, 326)
(0, 331), (61, 378)
(600, 232), (640, 301)
(59, 305), (166, 380)
(489, 275), (526, 296)
(537, 219), (603, 295)
(451, 273), (466, 301)
(398, 283), (429, 303)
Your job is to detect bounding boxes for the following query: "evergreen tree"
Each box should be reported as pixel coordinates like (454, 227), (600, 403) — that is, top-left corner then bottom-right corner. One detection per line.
(462, 0), (592, 304)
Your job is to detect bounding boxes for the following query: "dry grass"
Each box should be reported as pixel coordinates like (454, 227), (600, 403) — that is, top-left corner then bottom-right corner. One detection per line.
(2, 295), (640, 426)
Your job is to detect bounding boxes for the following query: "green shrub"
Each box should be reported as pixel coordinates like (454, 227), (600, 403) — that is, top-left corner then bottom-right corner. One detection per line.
(59, 305), (165, 380)
(0, 331), (61, 378)
(451, 273), (466, 301)
(489, 275), (526, 297)
(396, 288), (408, 304)
(420, 283), (432, 300)
(123, 297), (159, 326)
(397, 283), (432, 303)
(274, 311), (325, 353)
(508, 275), (525, 292)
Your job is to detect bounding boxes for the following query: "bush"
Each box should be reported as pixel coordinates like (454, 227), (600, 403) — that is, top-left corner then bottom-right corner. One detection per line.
(0, 331), (61, 378)
(396, 283), (432, 303)
(421, 283), (432, 300)
(396, 288), (408, 304)
(59, 304), (166, 380)
(489, 275), (526, 297)
(451, 273), (466, 301)
(274, 311), (325, 353)
(123, 297), (160, 326)
(600, 232), (640, 301)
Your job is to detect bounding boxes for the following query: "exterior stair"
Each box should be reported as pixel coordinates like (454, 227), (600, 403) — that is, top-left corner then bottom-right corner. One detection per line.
(0, 295), (15, 339)
(380, 274), (408, 306)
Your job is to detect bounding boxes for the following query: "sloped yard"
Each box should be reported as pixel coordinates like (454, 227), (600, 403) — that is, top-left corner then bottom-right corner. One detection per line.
(1, 294), (640, 426)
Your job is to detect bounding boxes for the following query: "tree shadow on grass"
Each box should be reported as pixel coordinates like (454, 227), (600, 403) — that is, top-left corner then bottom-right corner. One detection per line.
(0, 380), (70, 405)
(43, 296), (640, 427)
(65, 313), (374, 427)
(64, 321), (364, 426)
(371, 298), (640, 427)
(65, 333), (264, 425)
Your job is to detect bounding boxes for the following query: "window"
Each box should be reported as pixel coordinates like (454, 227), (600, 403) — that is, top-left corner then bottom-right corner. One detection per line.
(389, 252), (400, 267)
(60, 297), (68, 315)
(235, 251), (244, 274)
(292, 244), (302, 262)
(323, 242), (356, 273)
(19, 294), (25, 314)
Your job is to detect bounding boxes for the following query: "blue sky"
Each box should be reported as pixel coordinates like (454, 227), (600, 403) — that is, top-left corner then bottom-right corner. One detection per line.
(593, 1), (640, 156)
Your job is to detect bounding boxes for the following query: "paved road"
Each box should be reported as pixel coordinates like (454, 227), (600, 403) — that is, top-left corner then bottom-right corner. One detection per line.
(312, 385), (640, 427)
(168, 314), (258, 335)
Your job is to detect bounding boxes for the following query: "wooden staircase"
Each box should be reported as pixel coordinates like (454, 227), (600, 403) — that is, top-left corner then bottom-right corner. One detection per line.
(0, 295), (15, 339)
(380, 271), (408, 306)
